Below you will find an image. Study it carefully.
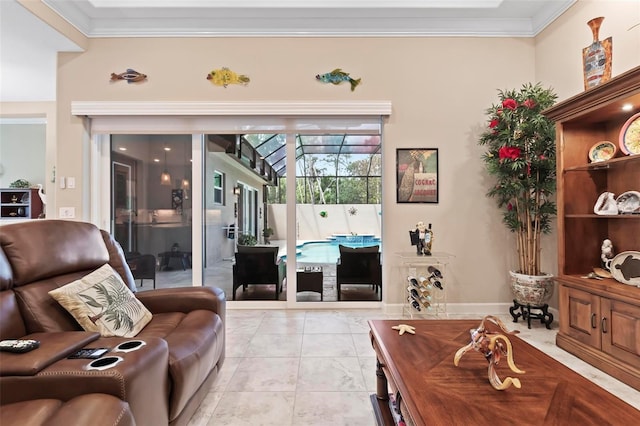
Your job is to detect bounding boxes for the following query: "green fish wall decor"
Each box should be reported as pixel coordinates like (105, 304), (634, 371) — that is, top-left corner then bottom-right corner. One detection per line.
(315, 68), (361, 91)
(206, 67), (250, 88)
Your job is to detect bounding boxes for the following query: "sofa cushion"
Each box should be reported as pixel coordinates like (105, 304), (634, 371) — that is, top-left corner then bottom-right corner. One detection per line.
(0, 248), (12, 292)
(0, 220), (110, 287)
(0, 394), (135, 426)
(0, 291), (26, 340)
(48, 264), (152, 337)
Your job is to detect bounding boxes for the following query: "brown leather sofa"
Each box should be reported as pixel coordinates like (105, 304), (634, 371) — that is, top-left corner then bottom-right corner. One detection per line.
(0, 220), (225, 426)
(1, 394), (136, 426)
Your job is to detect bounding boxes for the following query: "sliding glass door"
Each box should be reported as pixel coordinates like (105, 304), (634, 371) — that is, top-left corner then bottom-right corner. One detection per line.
(110, 135), (193, 290)
(84, 100), (389, 307)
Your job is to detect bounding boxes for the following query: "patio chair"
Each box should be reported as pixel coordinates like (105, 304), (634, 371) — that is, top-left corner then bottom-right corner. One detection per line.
(232, 245), (283, 300)
(336, 244), (382, 301)
(126, 253), (157, 289)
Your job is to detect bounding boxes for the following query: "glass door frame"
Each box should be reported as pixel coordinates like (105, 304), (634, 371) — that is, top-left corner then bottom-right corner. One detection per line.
(81, 100), (390, 310)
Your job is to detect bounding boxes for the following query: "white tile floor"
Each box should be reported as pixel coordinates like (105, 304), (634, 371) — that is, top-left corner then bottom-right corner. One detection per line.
(186, 310), (640, 426)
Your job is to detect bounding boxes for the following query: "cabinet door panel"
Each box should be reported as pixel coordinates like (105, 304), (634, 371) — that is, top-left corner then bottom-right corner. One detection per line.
(560, 285), (601, 348)
(601, 298), (640, 367)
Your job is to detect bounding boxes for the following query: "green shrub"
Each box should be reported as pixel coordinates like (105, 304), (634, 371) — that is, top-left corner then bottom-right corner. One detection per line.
(238, 234), (257, 246)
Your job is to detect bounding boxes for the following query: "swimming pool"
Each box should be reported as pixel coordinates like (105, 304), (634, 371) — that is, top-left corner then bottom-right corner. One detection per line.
(295, 236), (381, 264)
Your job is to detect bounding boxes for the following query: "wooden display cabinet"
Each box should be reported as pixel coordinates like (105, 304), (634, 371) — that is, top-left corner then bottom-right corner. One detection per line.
(0, 188), (43, 220)
(543, 65), (640, 391)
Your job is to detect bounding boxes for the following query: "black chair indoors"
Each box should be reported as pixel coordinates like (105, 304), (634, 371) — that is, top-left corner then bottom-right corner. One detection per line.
(336, 244), (382, 301)
(232, 245), (283, 300)
(126, 253), (157, 289)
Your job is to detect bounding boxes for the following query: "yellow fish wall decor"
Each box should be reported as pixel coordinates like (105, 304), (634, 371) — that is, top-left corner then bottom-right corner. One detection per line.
(206, 67), (250, 88)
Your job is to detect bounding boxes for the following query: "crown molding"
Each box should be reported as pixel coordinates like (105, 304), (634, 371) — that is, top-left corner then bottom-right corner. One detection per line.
(43, 0), (576, 38)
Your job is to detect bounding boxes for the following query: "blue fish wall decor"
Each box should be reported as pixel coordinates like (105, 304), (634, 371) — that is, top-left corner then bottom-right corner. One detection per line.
(316, 68), (361, 91)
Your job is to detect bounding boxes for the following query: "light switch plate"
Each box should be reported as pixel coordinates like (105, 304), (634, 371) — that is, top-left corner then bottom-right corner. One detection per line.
(59, 207), (75, 218)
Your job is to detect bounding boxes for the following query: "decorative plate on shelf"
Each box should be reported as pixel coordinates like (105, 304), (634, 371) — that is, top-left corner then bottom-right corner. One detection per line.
(588, 140), (617, 162)
(616, 190), (640, 214)
(619, 112), (640, 155)
(610, 251), (640, 287)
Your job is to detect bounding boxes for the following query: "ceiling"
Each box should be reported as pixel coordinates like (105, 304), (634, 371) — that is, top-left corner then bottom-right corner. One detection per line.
(0, 0), (576, 102)
(41, 0), (576, 37)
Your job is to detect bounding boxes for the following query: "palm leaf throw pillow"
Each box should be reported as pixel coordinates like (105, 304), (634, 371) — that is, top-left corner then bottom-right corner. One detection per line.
(49, 264), (152, 337)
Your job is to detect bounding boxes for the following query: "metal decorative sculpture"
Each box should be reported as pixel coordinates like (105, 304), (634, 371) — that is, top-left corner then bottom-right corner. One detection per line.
(454, 315), (525, 390)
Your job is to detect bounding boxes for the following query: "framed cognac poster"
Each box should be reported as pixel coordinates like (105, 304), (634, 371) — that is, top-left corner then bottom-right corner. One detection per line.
(396, 148), (438, 203)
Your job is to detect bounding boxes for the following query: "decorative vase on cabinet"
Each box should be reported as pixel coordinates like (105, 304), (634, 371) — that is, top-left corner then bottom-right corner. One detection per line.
(582, 16), (613, 90)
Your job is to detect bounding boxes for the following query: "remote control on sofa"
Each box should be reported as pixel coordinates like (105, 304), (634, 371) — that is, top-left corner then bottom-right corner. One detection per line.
(0, 339), (40, 353)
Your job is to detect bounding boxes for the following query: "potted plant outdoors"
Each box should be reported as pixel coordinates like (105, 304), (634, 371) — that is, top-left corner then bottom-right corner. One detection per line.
(478, 82), (558, 307)
(237, 234), (257, 246)
(262, 227), (274, 244)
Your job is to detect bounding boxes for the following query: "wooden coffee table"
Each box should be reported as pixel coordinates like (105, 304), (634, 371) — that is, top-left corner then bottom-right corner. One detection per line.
(369, 319), (639, 426)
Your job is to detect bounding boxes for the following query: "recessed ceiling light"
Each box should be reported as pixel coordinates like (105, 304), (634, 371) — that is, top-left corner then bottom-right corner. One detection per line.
(154, 158), (160, 162)
(118, 147), (127, 151)
(164, 147), (171, 151)
(622, 103), (633, 111)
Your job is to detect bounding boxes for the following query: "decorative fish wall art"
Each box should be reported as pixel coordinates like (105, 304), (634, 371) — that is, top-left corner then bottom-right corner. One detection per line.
(206, 67), (250, 88)
(315, 68), (361, 91)
(110, 68), (147, 83)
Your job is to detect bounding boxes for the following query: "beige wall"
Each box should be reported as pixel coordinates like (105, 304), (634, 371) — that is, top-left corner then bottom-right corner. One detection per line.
(0, 101), (56, 213)
(0, 122), (46, 188)
(535, 0), (640, 100)
(3, 0), (638, 306)
(55, 35), (538, 305)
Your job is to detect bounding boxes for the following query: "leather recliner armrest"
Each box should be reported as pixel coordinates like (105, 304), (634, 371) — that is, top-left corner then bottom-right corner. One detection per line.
(136, 286), (225, 318)
(0, 331), (100, 376)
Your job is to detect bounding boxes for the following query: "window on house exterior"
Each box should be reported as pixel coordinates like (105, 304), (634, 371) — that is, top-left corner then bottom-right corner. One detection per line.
(213, 170), (224, 205)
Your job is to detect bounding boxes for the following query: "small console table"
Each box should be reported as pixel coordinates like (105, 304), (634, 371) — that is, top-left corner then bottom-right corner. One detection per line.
(296, 267), (323, 301)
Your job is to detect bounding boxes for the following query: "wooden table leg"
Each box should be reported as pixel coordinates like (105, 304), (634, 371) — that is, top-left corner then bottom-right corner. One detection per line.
(376, 359), (389, 401)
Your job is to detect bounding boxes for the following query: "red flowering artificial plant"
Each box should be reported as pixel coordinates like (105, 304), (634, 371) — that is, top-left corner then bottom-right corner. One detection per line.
(478, 83), (558, 276)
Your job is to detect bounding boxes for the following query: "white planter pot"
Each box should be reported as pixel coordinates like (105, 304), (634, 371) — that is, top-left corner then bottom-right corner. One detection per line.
(509, 271), (555, 306)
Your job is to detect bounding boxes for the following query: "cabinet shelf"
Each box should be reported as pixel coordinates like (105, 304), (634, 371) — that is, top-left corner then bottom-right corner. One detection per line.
(564, 155), (640, 172)
(565, 214), (640, 219)
(0, 188), (43, 219)
(560, 274), (640, 294)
